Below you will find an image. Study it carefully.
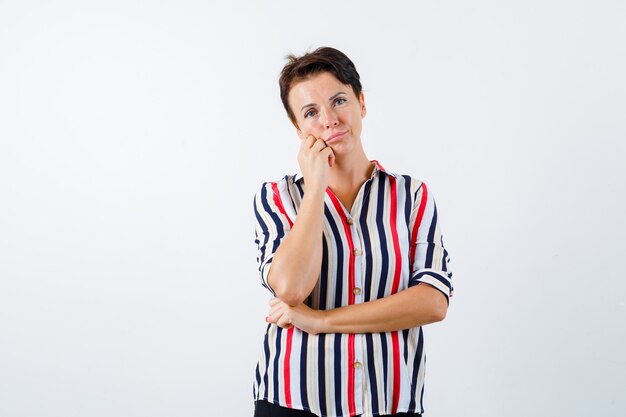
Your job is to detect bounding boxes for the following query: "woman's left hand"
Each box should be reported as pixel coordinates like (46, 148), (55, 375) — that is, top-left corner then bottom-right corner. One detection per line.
(267, 298), (326, 335)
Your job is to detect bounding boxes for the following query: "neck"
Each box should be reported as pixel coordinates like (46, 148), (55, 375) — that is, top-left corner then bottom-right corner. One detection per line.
(327, 146), (373, 190)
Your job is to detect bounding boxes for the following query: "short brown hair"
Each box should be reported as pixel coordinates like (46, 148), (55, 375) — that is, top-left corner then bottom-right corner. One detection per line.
(279, 47), (363, 126)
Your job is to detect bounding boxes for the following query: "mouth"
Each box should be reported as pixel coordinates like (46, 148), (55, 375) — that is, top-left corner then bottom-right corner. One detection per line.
(326, 131), (348, 143)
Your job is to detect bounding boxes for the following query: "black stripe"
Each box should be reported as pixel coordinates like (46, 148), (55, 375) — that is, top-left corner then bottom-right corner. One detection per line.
(318, 236), (329, 310)
(441, 241), (449, 272)
(272, 326), (282, 404)
(295, 179), (304, 198)
(333, 334), (343, 416)
(402, 329), (410, 363)
(255, 361), (261, 396)
(425, 203), (438, 268)
(253, 188), (270, 264)
(420, 374), (425, 414)
(300, 332), (310, 410)
(261, 324), (271, 399)
(414, 182), (423, 206)
(325, 205), (344, 308)
(380, 333), (389, 409)
(402, 175), (412, 228)
(402, 176), (413, 268)
(408, 327), (424, 412)
(375, 177), (390, 299)
(261, 183), (287, 253)
(359, 180), (374, 301)
(318, 334), (327, 416)
(365, 333), (379, 412)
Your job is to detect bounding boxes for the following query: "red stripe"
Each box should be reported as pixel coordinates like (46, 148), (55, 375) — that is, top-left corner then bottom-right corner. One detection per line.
(326, 189), (357, 416)
(409, 182), (428, 271)
(389, 178), (402, 295)
(372, 159), (387, 172)
(283, 326), (294, 407)
(389, 178), (402, 413)
(271, 182), (294, 228)
(270, 182), (294, 406)
(348, 333), (355, 415)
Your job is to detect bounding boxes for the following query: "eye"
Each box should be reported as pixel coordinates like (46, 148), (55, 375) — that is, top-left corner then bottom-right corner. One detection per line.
(304, 109), (316, 118)
(334, 97), (346, 106)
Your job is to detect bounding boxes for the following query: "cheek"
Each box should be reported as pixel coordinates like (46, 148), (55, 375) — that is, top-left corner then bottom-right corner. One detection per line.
(299, 120), (323, 137)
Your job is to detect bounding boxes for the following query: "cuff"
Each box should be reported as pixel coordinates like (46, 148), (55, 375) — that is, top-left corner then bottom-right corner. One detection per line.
(409, 269), (453, 302)
(259, 256), (277, 296)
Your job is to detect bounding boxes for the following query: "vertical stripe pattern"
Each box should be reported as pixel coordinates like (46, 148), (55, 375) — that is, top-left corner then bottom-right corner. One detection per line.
(253, 161), (453, 417)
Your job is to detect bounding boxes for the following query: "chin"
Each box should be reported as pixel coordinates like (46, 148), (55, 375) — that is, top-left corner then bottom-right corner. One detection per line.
(331, 136), (357, 151)
(329, 143), (354, 156)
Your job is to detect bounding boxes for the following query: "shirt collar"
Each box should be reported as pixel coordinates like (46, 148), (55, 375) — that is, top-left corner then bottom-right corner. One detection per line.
(292, 159), (396, 184)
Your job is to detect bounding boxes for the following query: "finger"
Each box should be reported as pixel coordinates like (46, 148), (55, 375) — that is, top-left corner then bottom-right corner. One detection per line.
(268, 301), (289, 321)
(269, 305), (281, 316)
(321, 146), (335, 160)
(311, 139), (328, 152)
(277, 313), (293, 328)
(276, 321), (293, 330)
(269, 297), (281, 307)
(303, 135), (316, 148)
(267, 309), (280, 324)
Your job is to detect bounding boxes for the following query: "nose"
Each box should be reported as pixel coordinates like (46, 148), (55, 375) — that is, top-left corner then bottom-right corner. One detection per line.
(319, 107), (339, 128)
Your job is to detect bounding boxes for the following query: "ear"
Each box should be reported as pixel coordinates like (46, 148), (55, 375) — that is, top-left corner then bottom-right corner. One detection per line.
(359, 92), (367, 118)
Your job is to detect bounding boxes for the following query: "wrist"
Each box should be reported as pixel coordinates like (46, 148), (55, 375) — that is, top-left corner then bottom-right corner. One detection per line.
(302, 186), (326, 205)
(305, 181), (327, 195)
(315, 309), (331, 334)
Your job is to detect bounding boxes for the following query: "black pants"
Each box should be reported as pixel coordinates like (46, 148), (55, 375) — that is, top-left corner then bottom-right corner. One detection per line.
(254, 400), (422, 417)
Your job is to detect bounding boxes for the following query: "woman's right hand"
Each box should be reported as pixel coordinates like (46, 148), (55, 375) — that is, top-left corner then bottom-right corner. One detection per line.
(297, 135), (335, 191)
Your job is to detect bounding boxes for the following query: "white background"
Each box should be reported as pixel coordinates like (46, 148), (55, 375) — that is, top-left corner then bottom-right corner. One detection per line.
(1, 1), (625, 416)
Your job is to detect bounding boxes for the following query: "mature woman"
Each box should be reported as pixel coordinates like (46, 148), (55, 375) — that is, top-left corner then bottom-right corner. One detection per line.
(253, 47), (453, 417)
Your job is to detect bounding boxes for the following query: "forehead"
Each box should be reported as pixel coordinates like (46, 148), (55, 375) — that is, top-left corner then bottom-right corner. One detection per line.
(288, 71), (353, 105)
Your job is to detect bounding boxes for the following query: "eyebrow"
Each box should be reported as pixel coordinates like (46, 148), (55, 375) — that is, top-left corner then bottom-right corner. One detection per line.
(300, 91), (348, 112)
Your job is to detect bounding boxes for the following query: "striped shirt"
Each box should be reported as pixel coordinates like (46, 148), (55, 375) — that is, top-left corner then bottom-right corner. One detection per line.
(252, 160), (453, 417)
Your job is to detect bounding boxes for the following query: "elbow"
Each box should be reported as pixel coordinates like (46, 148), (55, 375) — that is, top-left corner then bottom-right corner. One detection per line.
(432, 305), (447, 322)
(268, 270), (308, 306)
(275, 287), (307, 306)
(430, 296), (448, 323)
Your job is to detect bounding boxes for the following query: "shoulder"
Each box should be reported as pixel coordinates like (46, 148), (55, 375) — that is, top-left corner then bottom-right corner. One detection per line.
(255, 173), (299, 193)
(372, 161), (424, 191)
(253, 174), (300, 205)
(380, 168), (427, 198)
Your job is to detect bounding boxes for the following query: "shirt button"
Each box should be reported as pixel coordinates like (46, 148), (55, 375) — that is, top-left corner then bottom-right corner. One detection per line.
(353, 287), (362, 295)
(353, 361), (362, 369)
(353, 248), (362, 256)
(347, 217), (354, 225)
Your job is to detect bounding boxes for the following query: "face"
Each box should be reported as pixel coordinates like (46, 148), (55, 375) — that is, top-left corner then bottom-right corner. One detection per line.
(288, 71), (366, 155)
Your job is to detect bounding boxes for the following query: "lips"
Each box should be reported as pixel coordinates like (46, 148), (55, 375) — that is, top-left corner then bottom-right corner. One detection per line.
(326, 131), (348, 143)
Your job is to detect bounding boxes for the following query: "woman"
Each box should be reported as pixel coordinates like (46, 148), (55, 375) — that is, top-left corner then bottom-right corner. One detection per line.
(253, 47), (453, 417)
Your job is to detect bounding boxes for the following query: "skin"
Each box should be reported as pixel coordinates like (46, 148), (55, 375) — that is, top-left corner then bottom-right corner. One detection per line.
(266, 71), (448, 334)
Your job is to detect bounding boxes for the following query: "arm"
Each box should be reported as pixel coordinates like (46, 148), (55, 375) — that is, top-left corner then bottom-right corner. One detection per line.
(266, 185), (326, 305)
(263, 136), (334, 306)
(268, 283), (447, 334)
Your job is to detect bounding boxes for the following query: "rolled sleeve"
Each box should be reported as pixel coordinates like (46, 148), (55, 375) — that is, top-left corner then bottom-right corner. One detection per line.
(408, 181), (453, 302)
(253, 181), (293, 296)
